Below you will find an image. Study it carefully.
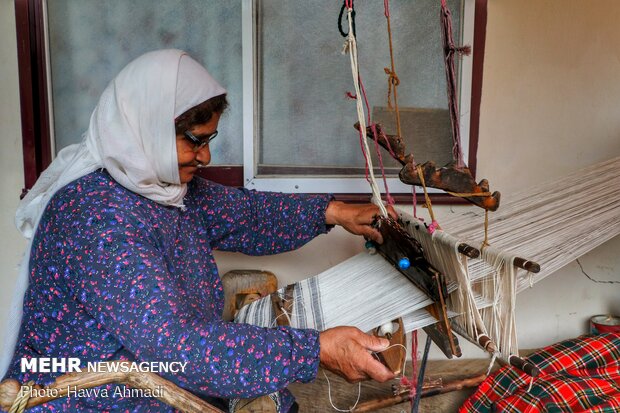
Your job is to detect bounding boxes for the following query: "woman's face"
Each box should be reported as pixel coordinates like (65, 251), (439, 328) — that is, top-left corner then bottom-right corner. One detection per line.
(176, 112), (221, 184)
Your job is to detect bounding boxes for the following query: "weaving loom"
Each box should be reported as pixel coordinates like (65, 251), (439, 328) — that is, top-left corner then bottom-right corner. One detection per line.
(236, 5), (620, 413)
(5, 156), (616, 412)
(236, 155), (620, 367)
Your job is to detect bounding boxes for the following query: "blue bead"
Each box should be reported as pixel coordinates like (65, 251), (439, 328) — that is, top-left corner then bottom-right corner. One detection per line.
(398, 257), (410, 270)
(364, 241), (375, 249)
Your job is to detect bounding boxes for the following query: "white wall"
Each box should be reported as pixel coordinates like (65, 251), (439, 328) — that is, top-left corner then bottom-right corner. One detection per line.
(0, 0), (27, 358)
(0, 0), (618, 363)
(478, 0), (620, 350)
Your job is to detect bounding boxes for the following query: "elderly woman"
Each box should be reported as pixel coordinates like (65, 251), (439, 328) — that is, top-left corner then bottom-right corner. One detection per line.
(1, 50), (393, 412)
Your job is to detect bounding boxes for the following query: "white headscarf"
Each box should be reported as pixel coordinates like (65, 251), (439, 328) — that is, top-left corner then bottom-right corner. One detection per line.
(1, 49), (226, 376)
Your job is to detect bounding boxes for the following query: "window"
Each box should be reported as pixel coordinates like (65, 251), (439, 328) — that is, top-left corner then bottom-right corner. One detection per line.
(16, 0), (487, 201)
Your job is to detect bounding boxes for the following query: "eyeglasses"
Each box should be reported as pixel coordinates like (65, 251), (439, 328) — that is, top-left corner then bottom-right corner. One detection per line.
(184, 130), (218, 151)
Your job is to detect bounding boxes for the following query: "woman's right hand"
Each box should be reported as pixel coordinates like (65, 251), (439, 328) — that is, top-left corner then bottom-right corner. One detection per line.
(318, 326), (395, 383)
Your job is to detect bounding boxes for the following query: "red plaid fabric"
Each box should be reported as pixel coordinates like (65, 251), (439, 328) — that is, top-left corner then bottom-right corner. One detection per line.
(460, 333), (620, 412)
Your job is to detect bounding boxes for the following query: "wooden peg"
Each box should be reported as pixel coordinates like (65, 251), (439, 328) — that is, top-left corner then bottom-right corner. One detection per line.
(458, 243), (480, 258)
(513, 257), (540, 273)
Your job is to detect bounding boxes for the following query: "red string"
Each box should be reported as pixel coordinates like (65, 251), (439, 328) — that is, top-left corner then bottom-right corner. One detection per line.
(375, 121), (397, 160)
(360, 77), (395, 206)
(359, 76), (372, 125)
(369, 124), (395, 205)
(441, 0), (470, 168)
(400, 330), (419, 401)
(346, 0), (396, 207)
(357, 126), (371, 183)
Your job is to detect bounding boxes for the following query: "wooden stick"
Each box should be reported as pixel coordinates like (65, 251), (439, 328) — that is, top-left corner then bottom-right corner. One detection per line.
(508, 355), (540, 377)
(0, 361), (224, 413)
(458, 243), (480, 258)
(513, 257), (540, 273)
(411, 334), (432, 413)
(449, 240), (539, 273)
(351, 373), (486, 412)
(440, 237), (537, 272)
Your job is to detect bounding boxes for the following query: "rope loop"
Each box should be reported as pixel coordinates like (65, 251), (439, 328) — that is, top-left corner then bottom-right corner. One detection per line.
(338, 1), (356, 38)
(9, 381), (34, 413)
(445, 43), (472, 57)
(486, 353), (498, 377)
(382, 0), (403, 139)
(416, 164), (440, 228)
(427, 220), (439, 234)
(482, 209), (490, 248)
(527, 375), (535, 392)
(383, 67), (400, 111)
(383, 67), (400, 86)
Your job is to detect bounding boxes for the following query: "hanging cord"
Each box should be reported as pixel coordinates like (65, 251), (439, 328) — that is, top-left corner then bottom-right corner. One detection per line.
(482, 209), (490, 248)
(353, 5), (396, 208)
(485, 352), (498, 377)
(440, 0), (470, 168)
(365, 95), (395, 206)
(397, 331), (420, 405)
(324, 371), (362, 412)
(381, 0), (424, 219)
(343, 4), (389, 216)
(383, 0), (403, 139)
(415, 165), (440, 233)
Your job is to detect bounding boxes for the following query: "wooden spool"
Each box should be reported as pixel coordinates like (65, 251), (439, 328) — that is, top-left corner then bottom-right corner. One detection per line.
(373, 318), (406, 375)
(221, 270), (278, 321)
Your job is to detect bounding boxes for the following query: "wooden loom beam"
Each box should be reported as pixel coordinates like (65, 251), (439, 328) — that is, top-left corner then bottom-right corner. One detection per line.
(458, 243), (480, 258)
(450, 323), (540, 378)
(459, 244), (540, 274)
(350, 373), (487, 412)
(354, 122), (501, 211)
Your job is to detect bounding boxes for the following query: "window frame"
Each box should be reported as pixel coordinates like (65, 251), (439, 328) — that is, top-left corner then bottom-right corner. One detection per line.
(15, 0), (488, 203)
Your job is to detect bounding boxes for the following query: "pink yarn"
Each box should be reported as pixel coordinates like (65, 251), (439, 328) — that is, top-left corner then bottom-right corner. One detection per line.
(427, 220), (439, 234)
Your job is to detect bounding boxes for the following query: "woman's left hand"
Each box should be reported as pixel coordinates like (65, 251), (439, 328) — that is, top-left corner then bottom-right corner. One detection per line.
(325, 201), (397, 244)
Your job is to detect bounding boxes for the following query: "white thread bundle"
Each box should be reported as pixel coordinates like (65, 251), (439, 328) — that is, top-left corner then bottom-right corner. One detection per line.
(442, 156), (620, 292)
(236, 252), (434, 334)
(398, 157), (620, 359)
(476, 246), (518, 360)
(399, 216), (520, 360)
(342, 7), (389, 217)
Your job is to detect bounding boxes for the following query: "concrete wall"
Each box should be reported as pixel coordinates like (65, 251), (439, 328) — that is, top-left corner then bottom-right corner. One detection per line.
(0, 0), (618, 363)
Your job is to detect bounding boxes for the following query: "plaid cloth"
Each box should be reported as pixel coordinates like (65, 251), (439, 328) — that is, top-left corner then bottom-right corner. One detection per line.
(460, 333), (620, 413)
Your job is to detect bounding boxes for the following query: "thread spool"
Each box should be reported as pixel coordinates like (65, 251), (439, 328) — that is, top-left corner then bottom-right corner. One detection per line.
(378, 322), (395, 339)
